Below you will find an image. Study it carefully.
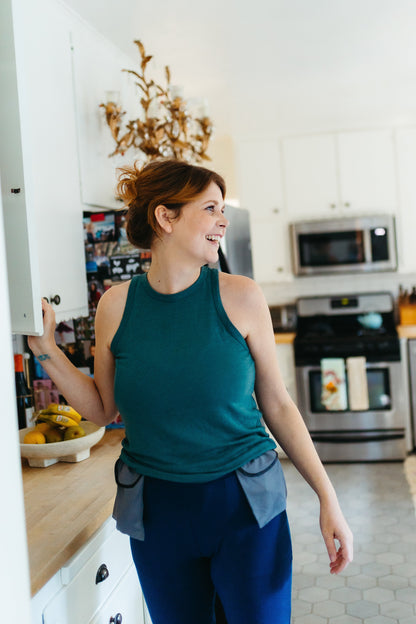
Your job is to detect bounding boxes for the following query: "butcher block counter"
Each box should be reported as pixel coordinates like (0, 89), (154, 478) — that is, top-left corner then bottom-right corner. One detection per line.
(274, 332), (295, 344)
(21, 428), (124, 596)
(398, 325), (416, 339)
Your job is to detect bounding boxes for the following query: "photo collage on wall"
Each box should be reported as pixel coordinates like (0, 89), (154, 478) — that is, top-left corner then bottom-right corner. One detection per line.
(75, 209), (152, 358)
(31, 210), (151, 420)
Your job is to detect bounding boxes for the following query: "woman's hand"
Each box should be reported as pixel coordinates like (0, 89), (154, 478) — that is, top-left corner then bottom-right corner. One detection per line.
(27, 298), (57, 358)
(320, 498), (353, 574)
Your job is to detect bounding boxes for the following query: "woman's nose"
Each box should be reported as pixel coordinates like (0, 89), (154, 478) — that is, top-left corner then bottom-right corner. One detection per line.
(218, 213), (229, 228)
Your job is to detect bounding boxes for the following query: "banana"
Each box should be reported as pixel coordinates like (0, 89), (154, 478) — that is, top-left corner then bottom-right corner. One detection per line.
(37, 412), (80, 428)
(42, 403), (82, 423)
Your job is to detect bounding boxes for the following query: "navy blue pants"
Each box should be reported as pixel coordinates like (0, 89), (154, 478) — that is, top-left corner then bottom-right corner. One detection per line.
(130, 471), (292, 624)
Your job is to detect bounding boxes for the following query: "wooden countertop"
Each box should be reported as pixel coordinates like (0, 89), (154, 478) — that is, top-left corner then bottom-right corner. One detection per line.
(274, 327), (416, 342)
(398, 325), (416, 339)
(21, 428), (124, 596)
(274, 332), (296, 344)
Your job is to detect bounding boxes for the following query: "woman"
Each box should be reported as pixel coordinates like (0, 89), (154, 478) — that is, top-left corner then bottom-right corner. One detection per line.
(28, 159), (353, 624)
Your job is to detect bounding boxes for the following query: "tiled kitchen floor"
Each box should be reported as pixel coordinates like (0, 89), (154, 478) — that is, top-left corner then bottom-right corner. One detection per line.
(283, 458), (416, 624)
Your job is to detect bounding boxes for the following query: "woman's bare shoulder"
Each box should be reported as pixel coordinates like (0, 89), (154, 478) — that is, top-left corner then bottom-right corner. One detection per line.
(95, 281), (131, 343)
(97, 280), (130, 312)
(218, 272), (264, 307)
(218, 272), (267, 338)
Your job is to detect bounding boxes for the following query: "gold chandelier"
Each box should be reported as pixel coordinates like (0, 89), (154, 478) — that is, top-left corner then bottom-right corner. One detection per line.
(99, 40), (213, 163)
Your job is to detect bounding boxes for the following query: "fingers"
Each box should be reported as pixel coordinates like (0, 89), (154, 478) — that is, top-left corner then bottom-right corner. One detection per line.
(329, 546), (351, 574)
(325, 532), (354, 575)
(323, 534), (337, 563)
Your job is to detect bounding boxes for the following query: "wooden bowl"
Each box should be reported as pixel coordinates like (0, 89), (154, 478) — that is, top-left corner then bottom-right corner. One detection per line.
(19, 421), (105, 467)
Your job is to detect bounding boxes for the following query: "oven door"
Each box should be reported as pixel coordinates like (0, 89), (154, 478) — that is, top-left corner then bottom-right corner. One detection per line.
(295, 361), (406, 461)
(296, 361), (406, 432)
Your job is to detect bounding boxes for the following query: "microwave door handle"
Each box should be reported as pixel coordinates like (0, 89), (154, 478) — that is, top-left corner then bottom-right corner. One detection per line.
(362, 228), (372, 264)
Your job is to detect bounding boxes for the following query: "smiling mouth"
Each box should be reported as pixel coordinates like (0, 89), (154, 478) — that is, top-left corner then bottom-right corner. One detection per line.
(206, 235), (221, 244)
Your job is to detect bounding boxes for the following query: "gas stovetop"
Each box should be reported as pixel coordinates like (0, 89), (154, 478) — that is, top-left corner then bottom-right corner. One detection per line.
(294, 292), (400, 365)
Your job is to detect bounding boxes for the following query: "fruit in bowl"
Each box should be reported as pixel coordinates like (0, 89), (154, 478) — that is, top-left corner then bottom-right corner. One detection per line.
(20, 403), (105, 467)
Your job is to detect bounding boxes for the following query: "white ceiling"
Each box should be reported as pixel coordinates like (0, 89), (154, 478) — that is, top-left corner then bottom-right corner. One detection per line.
(65, 0), (416, 138)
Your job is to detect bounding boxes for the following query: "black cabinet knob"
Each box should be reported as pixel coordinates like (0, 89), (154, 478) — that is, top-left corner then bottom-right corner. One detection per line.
(95, 563), (109, 584)
(43, 295), (61, 305)
(110, 614), (122, 624)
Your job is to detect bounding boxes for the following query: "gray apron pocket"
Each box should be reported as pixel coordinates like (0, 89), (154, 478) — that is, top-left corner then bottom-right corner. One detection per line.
(236, 450), (287, 528)
(112, 457), (145, 540)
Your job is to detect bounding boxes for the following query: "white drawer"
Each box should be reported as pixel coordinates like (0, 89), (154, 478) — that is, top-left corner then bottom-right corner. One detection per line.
(43, 524), (133, 624)
(89, 565), (145, 624)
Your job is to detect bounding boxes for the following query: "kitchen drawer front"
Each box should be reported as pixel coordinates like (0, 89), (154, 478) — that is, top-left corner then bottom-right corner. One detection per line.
(43, 526), (133, 624)
(89, 564), (145, 624)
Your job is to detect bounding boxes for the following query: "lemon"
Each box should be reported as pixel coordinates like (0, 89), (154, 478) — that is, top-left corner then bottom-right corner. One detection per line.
(35, 422), (53, 434)
(23, 430), (46, 444)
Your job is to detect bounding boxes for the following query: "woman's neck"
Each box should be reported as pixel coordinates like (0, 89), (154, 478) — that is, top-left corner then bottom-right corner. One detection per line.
(146, 254), (203, 295)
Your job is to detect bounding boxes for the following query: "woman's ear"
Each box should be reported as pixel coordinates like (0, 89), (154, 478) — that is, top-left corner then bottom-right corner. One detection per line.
(154, 205), (173, 234)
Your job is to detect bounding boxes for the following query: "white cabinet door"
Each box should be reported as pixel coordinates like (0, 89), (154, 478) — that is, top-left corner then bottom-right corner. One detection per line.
(281, 130), (398, 223)
(394, 127), (416, 272)
(281, 134), (339, 220)
(337, 130), (397, 214)
(235, 139), (284, 219)
(236, 139), (292, 283)
(1, 0), (88, 334)
(250, 218), (291, 283)
(89, 565), (145, 624)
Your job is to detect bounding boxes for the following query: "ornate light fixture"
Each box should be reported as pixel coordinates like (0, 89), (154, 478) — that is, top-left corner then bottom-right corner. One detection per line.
(99, 40), (213, 163)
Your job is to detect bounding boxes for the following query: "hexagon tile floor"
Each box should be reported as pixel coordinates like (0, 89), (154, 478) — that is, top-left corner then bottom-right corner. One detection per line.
(283, 458), (416, 624)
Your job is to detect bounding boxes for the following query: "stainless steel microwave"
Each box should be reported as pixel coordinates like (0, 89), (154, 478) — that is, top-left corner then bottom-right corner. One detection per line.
(290, 215), (397, 276)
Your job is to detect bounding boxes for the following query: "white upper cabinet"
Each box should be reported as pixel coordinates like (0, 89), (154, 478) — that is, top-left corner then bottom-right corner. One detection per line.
(250, 219), (290, 283)
(281, 134), (339, 220)
(394, 127), (416, 273)
(336, 130), (397, 214)
(236, 139), (291, 282)
(281, 130), (398, 221)
(235, 139), (284, 220)
(1, 0), (89, 334)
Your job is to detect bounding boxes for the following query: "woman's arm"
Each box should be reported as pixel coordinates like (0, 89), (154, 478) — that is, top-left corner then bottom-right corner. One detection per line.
(27, 285), (127, 426)
(220, 274), (353, 574)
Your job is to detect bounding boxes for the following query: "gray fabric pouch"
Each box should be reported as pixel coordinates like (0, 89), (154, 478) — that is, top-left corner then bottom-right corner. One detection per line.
(112, 449), (287, 540)
(236, 449), (287, 528)
(112, 457), (145, 541)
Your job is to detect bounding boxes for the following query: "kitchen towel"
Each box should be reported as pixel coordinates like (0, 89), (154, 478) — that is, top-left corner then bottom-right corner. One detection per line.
(346, 356), (369, 411)
(321, 358), (348, 411)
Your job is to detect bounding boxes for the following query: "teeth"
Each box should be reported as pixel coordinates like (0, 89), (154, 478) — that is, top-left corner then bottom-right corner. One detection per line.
(206, 235), (221, 241)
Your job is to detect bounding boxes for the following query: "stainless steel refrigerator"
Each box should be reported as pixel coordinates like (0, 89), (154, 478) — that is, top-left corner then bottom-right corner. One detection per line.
(409, 339), (416, 449)
(217, 205), (253, 278)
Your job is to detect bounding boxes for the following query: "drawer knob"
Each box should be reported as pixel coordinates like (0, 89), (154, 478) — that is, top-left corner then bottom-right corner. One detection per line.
(95, 563), (109, 584)
(110, 614), (122, 624)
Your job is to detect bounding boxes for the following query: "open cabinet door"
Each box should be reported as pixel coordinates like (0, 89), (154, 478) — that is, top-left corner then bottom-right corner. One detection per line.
(0, 0), (43, 335)
(1, 0), (89, 335)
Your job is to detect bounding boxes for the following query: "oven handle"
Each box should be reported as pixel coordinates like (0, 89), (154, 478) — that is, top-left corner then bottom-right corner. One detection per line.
(311, 432), (404, 443)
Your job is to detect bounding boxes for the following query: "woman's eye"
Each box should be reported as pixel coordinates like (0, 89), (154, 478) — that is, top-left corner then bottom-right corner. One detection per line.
(205, 205), (215, 212)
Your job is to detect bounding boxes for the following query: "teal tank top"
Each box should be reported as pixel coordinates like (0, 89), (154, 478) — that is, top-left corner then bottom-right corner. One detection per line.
(111, 266), (275, 482)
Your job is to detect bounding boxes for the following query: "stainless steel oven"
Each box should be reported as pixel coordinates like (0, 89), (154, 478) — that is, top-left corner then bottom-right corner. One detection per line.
(294, 293), (406, 461)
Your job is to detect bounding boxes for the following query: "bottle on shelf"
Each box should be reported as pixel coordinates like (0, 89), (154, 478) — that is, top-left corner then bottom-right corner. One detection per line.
(409, 287), (416, 304)
(14, 353), (34, 429)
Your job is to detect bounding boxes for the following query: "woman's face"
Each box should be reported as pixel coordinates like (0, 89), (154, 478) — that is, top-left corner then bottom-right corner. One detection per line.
(169, 181), (229, 265)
